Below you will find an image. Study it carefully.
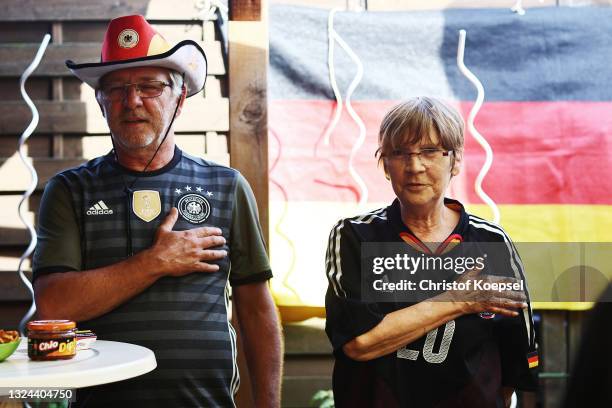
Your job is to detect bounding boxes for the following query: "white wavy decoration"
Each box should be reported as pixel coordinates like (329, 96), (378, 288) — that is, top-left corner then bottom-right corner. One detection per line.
(325, 8), (368, 207)
(456, 29), (501, 224)
(18, 34), (51, 335)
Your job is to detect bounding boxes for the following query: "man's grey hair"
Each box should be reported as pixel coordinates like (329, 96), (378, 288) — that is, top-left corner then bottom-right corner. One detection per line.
(168, 70), (184, 96)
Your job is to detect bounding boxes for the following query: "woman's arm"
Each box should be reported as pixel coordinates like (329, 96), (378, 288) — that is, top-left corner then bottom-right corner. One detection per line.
(343, 268), (527, 361)
(343, 296), (463, 361)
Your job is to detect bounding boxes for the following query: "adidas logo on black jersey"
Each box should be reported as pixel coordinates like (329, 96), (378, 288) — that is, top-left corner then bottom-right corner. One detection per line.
(87, 200), (114, 215)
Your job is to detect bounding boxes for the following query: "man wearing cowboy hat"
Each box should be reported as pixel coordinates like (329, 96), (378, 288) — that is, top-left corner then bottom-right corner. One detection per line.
(32, 15), (281, 407)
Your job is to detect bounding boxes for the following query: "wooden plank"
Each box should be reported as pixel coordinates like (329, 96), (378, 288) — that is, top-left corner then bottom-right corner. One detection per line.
(283, 319), (332, 355)
(52, 23), (65, 160)
(0, 0), (211, 21)
(62, 77), (86, 100)
(59, 22), (108, 43)
(0, 228), (33, 247)
(0, 98), (229, 134)
(0, 271), (33, 302)
(0, 136), (51, 158)
(205, 132), (229, 154)
(0, 42), (225, 77)
(203, 132), (230, 164)
(0, 78), (51, 101)
(152, 24), (205, 42)
(0, 195), (36, 246)
(0, 248), (31, 273)
(0, 22), (50, 43)
(61, 136), (84, 158)
(80, 134), (226, 162)
(0, 301), (32, 329)
(81, 135), (112, 160)
(0, 156), (85, 192)
(174, 135), (206, 157)
(61, 22), (204, 43)
(203, 21), (217, 42)
(0, 101), (86, 134)
(230, 0), (262, 20)
(0, 136), (227, 195)
(228, 20), (269, 245)
(205, 77), (224, 98)
(0, 194), (42, 246)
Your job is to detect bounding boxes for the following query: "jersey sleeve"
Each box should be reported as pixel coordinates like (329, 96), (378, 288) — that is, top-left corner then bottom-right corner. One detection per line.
(493, 238), (539, 391)
(325, 219), (385, 352)
(32, 176), (82, 281)
(228, 172), (272, 286)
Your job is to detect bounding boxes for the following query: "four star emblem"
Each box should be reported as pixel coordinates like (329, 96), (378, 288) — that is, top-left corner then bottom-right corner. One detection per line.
(175, 185), (212, 197)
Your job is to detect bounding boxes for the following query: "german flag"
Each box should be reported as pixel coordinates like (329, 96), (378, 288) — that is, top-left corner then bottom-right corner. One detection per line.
(268, 5), (612, 315)
(527, 351), (539, 369)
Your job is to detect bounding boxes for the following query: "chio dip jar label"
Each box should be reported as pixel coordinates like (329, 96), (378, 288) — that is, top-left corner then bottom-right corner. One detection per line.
(27, 320), (77, 361)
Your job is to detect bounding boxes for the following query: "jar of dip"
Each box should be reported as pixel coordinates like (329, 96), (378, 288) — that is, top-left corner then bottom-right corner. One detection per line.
(27, 320), (77, 361)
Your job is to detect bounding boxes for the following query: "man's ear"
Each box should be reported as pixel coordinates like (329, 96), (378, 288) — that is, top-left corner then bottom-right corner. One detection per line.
(451, 150), (463, 177)
(176, 85), (187, 116)
(95, 90), (106, 118)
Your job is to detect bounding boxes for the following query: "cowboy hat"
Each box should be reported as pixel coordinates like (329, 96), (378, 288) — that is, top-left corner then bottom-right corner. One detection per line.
(65, 15), (207, 97)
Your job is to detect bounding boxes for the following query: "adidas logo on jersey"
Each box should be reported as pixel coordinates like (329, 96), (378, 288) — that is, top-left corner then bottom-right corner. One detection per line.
(87, 200), (114, 215)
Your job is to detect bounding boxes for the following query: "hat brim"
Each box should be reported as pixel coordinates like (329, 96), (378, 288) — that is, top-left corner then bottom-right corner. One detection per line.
(66, 40), (207, 97)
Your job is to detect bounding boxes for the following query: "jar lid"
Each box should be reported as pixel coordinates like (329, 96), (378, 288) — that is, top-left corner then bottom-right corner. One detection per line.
(27, 320), (76, 331)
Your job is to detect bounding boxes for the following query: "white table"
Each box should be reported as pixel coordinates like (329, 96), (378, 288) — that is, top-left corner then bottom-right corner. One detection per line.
(0, 339), (156, 389)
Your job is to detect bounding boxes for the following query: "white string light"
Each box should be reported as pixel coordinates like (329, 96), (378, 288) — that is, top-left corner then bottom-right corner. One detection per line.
(18, 34), (51, 335)
(457, 29), (501, 224)
(325, 8), (368, 207)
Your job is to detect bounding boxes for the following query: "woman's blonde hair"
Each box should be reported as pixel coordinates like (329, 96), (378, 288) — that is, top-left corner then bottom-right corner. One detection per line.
(376, 97), (465, 165)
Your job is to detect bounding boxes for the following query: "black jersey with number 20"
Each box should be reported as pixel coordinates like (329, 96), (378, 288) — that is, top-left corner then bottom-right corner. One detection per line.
(325, 198), (538, 408)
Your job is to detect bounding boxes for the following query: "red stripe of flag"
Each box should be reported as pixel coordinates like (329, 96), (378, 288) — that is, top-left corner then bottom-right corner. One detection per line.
(270, 100), (612, 205)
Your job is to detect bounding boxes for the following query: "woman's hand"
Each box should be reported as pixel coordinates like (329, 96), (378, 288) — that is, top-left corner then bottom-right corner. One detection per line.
(441, 267), (528, 317)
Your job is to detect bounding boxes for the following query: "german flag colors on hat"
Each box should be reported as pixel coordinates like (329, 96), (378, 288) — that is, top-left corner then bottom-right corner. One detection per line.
(66, 15), (207, 97)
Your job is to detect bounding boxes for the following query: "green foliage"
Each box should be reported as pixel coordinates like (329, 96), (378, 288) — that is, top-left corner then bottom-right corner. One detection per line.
(311, 389), (334, 408)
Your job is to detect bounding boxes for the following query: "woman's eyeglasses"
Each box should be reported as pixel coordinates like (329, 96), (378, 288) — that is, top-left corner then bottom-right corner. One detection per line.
(384, 148), (452, 165)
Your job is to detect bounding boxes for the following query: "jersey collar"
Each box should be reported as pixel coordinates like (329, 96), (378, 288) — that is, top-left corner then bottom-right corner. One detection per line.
(388, 197), (469, 255)
(105, 145), (183, 176)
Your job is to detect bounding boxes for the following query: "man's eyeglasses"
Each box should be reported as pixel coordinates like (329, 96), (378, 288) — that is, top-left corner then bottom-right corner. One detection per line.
(99, 80), (171, 102)
(383, 148), (452, 165)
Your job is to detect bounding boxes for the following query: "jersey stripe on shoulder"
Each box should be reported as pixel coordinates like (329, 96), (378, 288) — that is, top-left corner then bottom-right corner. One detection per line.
(468, 215), (535, 348)
(326, 208), (387, 298)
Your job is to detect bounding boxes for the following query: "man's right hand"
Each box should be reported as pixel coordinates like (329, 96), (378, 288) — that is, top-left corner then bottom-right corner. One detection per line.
(146, 207), (227, 277)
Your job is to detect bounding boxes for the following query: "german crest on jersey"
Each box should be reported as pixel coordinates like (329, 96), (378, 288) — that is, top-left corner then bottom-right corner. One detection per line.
(177, 194), (211, 224)
(174, 185), (212, 224)
(132, 190), (161, 222)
